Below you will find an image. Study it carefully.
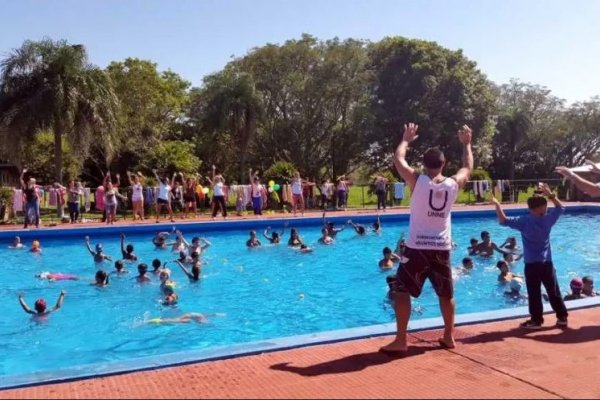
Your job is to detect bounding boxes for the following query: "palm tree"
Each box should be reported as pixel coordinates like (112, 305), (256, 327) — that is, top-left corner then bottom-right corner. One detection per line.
(202, 70), (262, 183)
(0, 39), (118, 182)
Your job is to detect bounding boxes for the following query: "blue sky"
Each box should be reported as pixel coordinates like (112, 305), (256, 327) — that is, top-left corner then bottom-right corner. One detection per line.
(1, 0), (599, 103)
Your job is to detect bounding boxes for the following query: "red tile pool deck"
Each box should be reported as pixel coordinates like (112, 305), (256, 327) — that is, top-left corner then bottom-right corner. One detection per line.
(3, 306), (600, 399)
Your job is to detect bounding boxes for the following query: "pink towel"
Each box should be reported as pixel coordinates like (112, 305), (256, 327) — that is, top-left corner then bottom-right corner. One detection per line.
(12, 189), (23, 213)
(95, 186), (105, 211)
(48, 188), (57, 206)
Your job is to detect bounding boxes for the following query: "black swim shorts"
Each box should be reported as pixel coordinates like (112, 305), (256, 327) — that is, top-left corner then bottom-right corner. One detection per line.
(392, 246), (453, 298)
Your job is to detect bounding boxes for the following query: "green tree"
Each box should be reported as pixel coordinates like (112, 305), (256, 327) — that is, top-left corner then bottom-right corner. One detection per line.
(367, 37), (496, 173)
(199, 70), (262, 183)
(140, 140), (201, 175)
(106, 58), (190, 172)
(493, 108), (532, 180)
(0, 39), (118, 182)
(20, 130), (80, 183)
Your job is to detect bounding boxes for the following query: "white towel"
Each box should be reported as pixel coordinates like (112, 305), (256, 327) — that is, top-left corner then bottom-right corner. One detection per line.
(394, 182), (405, 200)
(83, 188), (91, 212)
(13, 189), (23, 213)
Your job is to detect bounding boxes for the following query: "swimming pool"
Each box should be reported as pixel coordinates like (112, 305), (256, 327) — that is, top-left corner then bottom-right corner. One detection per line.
(2, 206), (600, 387)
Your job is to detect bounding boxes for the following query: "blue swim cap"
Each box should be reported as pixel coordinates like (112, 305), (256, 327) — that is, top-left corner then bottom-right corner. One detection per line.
(95, 243), (103, 252)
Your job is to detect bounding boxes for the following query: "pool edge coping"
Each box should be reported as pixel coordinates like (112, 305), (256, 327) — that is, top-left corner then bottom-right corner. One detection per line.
(3, 297), (600, 391)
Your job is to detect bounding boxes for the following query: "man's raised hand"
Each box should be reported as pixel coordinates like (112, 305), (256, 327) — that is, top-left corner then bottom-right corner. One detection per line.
(402, 123), (419, 143)
(585, 159), (600, 173)
(555, 166), (574, 178)
(458, 125), (472, 145)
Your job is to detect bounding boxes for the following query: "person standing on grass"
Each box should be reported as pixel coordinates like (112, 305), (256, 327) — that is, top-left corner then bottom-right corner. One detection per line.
(375, 175), (389, 211)
(555, 160), (600, 197)
(490, 183), (568, 329)
(249, 168), (265, 216)
(380, 123), (473, 355)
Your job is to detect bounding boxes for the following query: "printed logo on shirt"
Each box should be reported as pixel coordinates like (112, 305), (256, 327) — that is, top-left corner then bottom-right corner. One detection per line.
(427, 189), (448, 218)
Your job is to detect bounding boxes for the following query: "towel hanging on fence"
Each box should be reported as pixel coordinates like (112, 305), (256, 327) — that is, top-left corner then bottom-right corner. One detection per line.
(394, 182), (405, 200)
(95, 186), (105, 211)
(12, 189), (23, 213)
(83, 188), (91, 212)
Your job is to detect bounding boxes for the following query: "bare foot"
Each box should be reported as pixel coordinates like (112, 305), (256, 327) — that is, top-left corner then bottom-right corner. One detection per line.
(379, 339), (408, 355)
(438, 337), (456, 349)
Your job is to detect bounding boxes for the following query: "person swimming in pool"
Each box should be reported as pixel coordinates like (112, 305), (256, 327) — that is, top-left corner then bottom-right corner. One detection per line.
(113, 260), (129, 275)
(246, 230), (262, 248)
(322, 212), (344, 237)
(136, 263), (152, 283)
(30, 240), (42, 253)
(153, 227), (177, 249)
(162, 283), (178, 306)
(288, 228), (304, 247)
(19, 290), (66, 317)
(10, 236), (25, 249)
(84, 236), (112, 263)
(263, 224), (286, 244)
(373, 215), (382, 234)
(146, 313), (214, 325)
(504, 278), (527, 300)
(185, 236), (211, 256)
(473, 231), (509, 257)
(151, 259), (166, 275)
(497, 260), (522, 283)
(379, 247), (401, 269)
(318, 228), (334, 245)
(159, 269), (175, 294)
(347, 219), (366, 236)
(171, 230), (188, 253)
(298, 244), (313, 253)
(93, 270), (110, 287)
(175, 252), (201, 282)
(36, 272), (79, 281)
(120, 233), (137, 261)
(467, 238), (479, 255)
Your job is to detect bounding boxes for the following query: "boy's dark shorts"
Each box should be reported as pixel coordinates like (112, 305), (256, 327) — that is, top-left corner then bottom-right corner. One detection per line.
(391, 247), (454, 298)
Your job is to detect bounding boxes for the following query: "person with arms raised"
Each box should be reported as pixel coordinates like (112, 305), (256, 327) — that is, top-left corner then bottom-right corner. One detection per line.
(380, 123), (473, 355)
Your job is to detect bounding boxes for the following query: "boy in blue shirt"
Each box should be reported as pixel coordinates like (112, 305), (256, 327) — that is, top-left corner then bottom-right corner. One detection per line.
(491, 183), (568, 329)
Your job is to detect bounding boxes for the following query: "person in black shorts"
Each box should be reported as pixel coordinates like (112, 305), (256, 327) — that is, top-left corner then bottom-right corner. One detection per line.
(380, 122), (473, 355)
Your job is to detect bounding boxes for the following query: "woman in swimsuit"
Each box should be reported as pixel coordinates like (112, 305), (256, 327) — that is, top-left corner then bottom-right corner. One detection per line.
(36, 272), (79, 281)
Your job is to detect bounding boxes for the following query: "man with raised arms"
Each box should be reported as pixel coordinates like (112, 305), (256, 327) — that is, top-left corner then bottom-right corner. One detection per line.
(555, 160), (600, 197)
(380, 123), (473, 355)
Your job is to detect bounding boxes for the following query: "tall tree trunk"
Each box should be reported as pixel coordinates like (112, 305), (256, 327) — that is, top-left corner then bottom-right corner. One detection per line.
(54, 121), (64, 183)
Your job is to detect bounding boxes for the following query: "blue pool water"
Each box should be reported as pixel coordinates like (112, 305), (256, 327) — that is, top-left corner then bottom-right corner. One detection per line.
(1, 208), (600, 381)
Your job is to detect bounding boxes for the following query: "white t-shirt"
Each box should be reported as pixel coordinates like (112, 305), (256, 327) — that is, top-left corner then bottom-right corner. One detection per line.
(406, 175), (459, 251)
(132, 183), (143, 201)
(158, 182), (171, 201)
(292, 179), (303, 195)
(213, 182), (224, 197)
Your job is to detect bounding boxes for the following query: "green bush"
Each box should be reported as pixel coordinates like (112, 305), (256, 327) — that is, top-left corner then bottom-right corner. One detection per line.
(263, 161), (297, 183)
(470, 168), (491, 181)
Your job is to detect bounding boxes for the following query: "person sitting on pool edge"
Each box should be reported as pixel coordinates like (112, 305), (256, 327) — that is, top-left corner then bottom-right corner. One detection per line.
(347, 219), (366, 235)
(318, 228), (334, 245)
(491, 184), (569, 330)
(263, 224), (286, 244)
(136, 263), (151, 283)
(288, 228), (304, 247)
(120, 233), (137, 261)
(84, 236), (112, 263)
(564, 278), (587, 301)
(246, 230), (262, 248)
(113, 260), (129, 275)
(473, 231), (509, 257)
(93, 270), (109, 287)
(582, 276), (599, 297)
(10, 236), (25, 249)
(175, 251), (201, 282)
(19, 290), (66, 317)
(379, 247), (401, 270)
